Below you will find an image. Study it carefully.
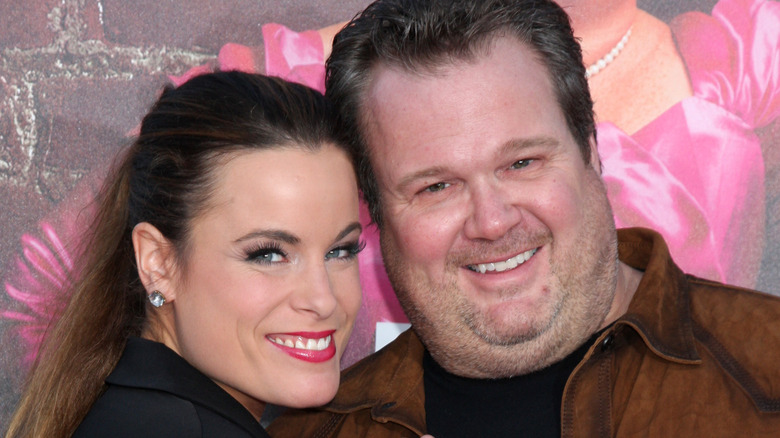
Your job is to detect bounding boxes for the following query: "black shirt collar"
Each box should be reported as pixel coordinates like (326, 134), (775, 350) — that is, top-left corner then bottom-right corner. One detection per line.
(107, 337), (269, 437)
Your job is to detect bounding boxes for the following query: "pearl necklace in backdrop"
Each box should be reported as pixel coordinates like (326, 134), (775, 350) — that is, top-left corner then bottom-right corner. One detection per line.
(585, 26), (632, 78)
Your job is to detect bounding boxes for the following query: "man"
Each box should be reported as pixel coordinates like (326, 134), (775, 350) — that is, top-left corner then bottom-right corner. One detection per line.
(268, 0), (780, 436)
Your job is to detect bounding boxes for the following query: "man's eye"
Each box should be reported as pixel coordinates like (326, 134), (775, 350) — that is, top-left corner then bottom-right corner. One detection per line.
(510, 159), (533, 169)
(424, 182), (450, 193)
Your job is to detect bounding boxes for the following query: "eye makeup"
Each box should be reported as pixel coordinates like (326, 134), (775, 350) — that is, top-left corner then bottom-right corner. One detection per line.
(244, 242), (288, 265)
(326, 240), (367, 261)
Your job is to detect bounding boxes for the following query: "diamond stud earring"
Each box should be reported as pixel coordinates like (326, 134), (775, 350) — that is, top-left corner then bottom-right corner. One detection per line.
(148, 290), (166, 308)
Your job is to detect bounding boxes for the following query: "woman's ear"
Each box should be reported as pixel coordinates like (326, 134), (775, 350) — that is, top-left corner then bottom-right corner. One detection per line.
(132, 222), (178, 303)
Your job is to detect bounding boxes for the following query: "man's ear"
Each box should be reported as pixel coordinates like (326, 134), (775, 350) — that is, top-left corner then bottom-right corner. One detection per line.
(132, 222), (178, 303)
(588, 136), (602, 175)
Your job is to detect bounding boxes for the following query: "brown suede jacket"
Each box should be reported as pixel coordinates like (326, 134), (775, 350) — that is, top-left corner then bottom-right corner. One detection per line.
(268, 228), (780, 437)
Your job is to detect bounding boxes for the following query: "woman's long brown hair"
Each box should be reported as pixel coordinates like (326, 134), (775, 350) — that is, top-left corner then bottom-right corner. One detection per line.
(5, 71), (351, 437)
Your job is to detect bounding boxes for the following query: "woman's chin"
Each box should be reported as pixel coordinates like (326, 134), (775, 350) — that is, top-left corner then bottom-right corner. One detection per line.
(279, 381), (340, 409)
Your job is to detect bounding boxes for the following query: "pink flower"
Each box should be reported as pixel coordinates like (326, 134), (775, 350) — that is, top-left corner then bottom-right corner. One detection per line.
(2, 223), (73, 365)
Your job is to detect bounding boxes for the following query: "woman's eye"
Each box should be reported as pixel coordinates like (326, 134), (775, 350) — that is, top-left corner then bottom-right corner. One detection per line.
(424, 182), (450, 193)
(325, 241), (366, 261)
(326, 248), (351, 259)
(257, 252), (284, 263)
(245, 246), (287, 264)
(510, 159), (533, 169)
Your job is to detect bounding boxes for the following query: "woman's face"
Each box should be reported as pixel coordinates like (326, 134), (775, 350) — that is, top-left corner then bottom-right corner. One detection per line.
(164, 145), (362, 417)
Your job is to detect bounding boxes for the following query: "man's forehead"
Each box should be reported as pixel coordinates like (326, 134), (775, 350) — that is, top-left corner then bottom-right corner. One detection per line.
(362, 36), (553, 125)
(363, 36), (550, 105)
(360, 34), (585, 176)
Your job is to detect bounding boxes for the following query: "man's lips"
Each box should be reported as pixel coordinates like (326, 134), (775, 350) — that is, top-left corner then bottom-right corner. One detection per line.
(267, 331), (337, 363)
(466, 248), (538, 274)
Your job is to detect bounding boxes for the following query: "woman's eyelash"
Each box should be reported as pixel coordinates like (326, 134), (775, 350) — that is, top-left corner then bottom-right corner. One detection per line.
(352, 239), (367, 255)
(327, 240), (367, 260)
(244, 240), (366, 263)
(244, 242), (287, 264)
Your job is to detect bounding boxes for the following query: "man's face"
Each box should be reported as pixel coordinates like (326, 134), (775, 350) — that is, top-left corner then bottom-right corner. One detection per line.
(364, 37), (619, 378)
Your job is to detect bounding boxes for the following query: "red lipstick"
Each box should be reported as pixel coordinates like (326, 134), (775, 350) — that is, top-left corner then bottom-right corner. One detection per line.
(267, 330), (337, 363)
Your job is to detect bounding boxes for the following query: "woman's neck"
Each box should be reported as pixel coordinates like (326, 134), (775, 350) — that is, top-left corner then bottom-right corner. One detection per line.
(556, 0), (638, 66)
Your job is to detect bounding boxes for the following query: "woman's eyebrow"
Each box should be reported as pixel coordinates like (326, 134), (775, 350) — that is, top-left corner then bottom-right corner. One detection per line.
(334, 222), (363, 242)
(233, 229), (301, 245)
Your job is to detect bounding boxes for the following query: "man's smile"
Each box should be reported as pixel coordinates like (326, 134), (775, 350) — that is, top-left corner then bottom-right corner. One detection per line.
(467, 248), (538, 274)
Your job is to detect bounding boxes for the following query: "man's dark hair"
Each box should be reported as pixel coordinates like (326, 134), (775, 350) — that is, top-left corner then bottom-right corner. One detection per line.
(326, 0), (595, 226)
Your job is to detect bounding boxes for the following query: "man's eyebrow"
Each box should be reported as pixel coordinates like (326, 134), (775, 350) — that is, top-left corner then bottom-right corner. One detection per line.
(497, 136), (561, 157)
(394, 137), (561, 193)
(395, 165), (449, 193)
(234, 229), (301, 245)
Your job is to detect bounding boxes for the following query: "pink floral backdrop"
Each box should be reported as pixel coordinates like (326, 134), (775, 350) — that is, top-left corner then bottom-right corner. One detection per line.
(2, 0), (779, 432)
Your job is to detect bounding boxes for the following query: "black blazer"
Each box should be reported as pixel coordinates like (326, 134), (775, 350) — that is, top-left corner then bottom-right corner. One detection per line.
(73, 337), (269, 437)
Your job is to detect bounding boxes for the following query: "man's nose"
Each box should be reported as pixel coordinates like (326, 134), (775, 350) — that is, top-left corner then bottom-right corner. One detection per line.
(463, 182), (522, 241)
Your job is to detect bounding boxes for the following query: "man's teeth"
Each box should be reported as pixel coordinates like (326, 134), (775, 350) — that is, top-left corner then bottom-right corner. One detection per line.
(272, 335), (332, 351)
(469, 248), (537, 273)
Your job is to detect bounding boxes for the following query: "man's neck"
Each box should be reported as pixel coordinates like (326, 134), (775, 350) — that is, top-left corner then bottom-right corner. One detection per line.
(602, 260), (643, 329)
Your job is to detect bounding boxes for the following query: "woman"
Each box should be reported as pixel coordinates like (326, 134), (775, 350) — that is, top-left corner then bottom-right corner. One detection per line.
(5, 71), (363, 437)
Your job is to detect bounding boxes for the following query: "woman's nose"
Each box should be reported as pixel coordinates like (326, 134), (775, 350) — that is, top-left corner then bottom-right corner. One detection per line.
(290, 263), (338, 319)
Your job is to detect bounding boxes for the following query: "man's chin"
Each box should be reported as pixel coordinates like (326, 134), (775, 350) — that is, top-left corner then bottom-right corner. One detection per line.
(468, 318), (549, 347)
(418, 321), (562, 378)
(466, 296), (560, 345)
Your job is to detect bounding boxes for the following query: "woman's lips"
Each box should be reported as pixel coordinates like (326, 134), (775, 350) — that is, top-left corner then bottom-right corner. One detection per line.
(267, 331), (336, 363)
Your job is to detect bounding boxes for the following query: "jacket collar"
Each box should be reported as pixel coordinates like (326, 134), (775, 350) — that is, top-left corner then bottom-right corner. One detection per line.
(615, 228), (701, 364)
(107, 337), (269, 437)
(327, 329), (427, 434)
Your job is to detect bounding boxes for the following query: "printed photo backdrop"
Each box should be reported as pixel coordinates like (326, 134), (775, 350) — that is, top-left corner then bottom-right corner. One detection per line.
(1, 0), (778, 431)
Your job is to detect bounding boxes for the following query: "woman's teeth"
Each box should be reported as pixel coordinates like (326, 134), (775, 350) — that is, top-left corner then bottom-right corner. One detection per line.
(468, 248), (537, 274)
(271, 335), (332, 351)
